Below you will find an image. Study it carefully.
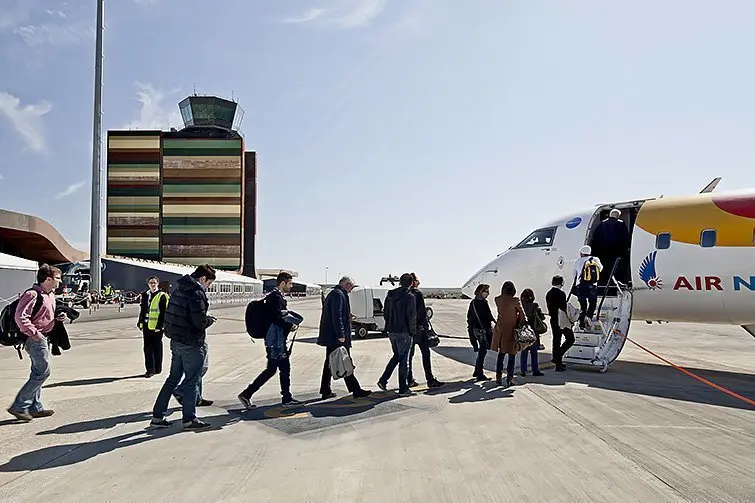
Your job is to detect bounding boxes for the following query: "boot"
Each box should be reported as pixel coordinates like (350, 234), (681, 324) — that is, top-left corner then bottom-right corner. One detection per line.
(495, 372), (503, 386)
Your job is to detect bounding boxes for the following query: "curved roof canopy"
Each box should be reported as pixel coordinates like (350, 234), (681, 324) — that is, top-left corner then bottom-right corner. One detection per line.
(0, 209), (88, 265)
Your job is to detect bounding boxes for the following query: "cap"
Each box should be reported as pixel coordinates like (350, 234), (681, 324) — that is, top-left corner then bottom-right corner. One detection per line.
(579, 245), (592, 255)
(609, 208), (621, 218)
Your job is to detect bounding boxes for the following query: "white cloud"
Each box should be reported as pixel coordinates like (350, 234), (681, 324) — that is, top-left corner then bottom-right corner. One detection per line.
(0, 92), (52, 152)
(13, 21), (93, 48)
(55, 181), (86, 200)
(121, 83), (183, 130)
(282, 0), (387, 29)
(282, 8), (328, 24)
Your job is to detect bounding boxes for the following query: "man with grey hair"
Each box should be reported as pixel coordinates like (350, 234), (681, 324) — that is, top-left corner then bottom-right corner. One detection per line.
(589, 207), (630, 287)
(317, 276), (372, 400)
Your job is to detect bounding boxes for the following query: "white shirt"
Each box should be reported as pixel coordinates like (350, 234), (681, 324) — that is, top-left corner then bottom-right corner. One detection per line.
(573, 255), (603, 285)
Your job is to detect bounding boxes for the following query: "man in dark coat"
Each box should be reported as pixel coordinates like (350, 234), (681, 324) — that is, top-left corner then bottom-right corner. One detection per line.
(317, 276), (372, 400)
(377, 273), (418, 396)
(590, 208), (631, 286)
(150, 265), (217, 430)
(407, 273), (443, 388)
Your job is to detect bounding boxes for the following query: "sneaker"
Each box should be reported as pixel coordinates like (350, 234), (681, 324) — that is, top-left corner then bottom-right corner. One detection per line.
(353, 389), (372, 398)
(397, 390), (416, 397)
(7, 408), (32, 422)
(237, 394), (254, 410)
(427, 380), (444, 388)
(282, 398), (302, 406)
(182, 419), (211, 430)
(408, 380), (419, 388)
(475, 374), (492, 382)
(30, 410), (55, 418)
(150, 417), (173, 428)
(321, 392), (337, 400)
(532, 371), (544, 377)
(376, 381), (388, 392)
(197, 399), (214, 407)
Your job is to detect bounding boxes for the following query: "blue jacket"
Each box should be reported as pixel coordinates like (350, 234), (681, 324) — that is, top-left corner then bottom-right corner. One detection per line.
(265, 310), (303, 360)
(317, 286), (352, 349)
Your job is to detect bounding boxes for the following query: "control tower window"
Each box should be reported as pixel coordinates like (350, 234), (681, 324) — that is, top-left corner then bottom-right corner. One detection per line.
(514, 227), (557, 249)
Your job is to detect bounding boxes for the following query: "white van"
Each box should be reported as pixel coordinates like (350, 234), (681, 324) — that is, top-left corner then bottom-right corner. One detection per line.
(349, 285), (434, 338)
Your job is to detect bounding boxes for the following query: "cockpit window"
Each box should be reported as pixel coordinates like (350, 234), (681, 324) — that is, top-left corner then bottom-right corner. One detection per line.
(514, 227), (557, 249)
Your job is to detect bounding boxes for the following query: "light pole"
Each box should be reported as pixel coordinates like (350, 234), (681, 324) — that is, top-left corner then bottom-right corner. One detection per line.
(89, 0), (105, 292)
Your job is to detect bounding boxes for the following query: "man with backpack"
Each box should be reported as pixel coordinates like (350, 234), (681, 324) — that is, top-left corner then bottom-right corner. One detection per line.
(573, 245), (603, 330)
(238, 272), (303, 409)
(6, 265), (66, 422)
(317, 276), (372, 400)
(407, 273), (444, 389)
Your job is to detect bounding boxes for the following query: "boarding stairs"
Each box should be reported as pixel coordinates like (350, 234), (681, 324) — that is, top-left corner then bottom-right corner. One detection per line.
(562, 264), (633, 373)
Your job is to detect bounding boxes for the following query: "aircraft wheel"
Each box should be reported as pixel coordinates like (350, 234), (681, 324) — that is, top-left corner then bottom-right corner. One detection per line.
(356, 325), (369, 339)
(426, 307), (434, 320)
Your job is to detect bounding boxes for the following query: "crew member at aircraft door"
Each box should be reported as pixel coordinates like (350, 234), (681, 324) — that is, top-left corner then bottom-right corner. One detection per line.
(590, 209), (630, 286)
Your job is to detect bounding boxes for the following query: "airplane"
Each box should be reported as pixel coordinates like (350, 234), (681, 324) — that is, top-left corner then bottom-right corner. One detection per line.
(460, 178), (755, 372)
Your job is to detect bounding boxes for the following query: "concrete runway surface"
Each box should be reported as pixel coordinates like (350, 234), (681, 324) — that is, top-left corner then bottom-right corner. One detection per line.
(0, 299), (753, 502)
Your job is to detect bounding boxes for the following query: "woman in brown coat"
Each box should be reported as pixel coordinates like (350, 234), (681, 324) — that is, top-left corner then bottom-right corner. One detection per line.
(491, 281), (527, 386)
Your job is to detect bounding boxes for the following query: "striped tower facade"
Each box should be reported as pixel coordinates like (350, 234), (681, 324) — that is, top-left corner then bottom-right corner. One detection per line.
(106, 132), (162, 260)
(160, 138), (243, 270)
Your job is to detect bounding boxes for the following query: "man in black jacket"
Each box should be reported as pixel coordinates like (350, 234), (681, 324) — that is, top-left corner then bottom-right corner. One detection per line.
(150, 265), (217, 430)
(137, 276), (166, 378)
(407, 273), (443, 389)
(238, 272), (302, 408)
(545, 275), (574, 372)
(376, 273), (417, 396)
(317, 276), (372, 400)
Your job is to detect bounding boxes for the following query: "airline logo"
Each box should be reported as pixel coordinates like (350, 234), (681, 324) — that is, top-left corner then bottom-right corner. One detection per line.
(639, 251), (662, 290)
(639, 250), (755, 292)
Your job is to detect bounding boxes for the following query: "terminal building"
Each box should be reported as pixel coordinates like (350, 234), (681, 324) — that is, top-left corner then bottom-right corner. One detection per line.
(106, 95), (257, 275)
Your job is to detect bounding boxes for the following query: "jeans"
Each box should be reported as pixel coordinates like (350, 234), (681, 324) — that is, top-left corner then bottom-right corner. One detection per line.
(11, 338), (51, 413)
(378, 333), (413, 392)
(578, 283), (598, 325)
(520, 345), (539, 373)
(143, 328), (163, 374)
(408, 336), (435, 384)
(471, 329), (490, 377)
(320, 346), (361, 395)
(174, 341), (208, 402)
(496, 352), (516, 380)
(240, 354), (292, 402)
(153, 340), (206, 423)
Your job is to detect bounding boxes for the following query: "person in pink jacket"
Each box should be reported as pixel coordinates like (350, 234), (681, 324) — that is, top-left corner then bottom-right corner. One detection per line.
(7, 265), (66, 422)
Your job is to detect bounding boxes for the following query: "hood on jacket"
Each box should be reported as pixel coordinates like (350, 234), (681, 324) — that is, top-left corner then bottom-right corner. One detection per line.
(176, 274), (201, 292)
(388, 286), (412, 299)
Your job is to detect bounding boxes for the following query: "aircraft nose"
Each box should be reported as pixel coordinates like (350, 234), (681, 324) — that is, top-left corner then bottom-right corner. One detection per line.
(461, 266), (500, 298)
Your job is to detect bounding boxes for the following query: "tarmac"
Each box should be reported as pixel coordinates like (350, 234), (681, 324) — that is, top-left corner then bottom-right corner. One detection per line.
(0, 298), (753, 502)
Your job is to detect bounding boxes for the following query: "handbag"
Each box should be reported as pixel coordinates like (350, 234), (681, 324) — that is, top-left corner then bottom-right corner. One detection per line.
(532, 306), (548, 335)
(470, 301), (490, 348)
(514, 322), (537, 350)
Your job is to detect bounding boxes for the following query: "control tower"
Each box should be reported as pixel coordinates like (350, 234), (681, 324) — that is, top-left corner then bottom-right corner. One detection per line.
(177, 95), (245, 133)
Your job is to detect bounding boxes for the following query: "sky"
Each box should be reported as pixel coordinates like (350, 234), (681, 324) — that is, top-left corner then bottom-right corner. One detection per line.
(1, 0), (755, 287)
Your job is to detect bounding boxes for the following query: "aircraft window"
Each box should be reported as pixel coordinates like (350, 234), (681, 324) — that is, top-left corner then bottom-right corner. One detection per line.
(655, 232), (671, 250)
(700, 229), (716, 248)
(514, 227), (557, 249)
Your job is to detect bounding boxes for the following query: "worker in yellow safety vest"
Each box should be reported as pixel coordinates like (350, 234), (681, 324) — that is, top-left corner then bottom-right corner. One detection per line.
(138, 277), (170, 378)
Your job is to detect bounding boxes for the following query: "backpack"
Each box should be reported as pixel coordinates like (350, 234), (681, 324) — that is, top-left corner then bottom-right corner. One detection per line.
(245, 295), (272, 339)
(0, 289), (45, 359)
(581, 258), (600, 284)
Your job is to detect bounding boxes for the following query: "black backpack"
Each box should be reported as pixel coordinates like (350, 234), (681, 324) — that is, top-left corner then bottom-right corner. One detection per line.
(245, 295), (271, 339)
(0, 289), (45, 359)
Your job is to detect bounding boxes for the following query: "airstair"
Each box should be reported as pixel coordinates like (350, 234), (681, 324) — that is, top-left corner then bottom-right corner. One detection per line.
(562, 273), (633, 373)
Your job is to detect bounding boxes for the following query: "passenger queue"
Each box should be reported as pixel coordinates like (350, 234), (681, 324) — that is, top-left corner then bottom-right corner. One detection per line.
(5, 243), (605, 426)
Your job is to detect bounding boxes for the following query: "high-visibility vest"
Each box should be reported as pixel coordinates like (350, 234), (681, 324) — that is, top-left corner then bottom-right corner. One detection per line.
(103, 285), (112, 295)
(147, 292), (169, 330)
